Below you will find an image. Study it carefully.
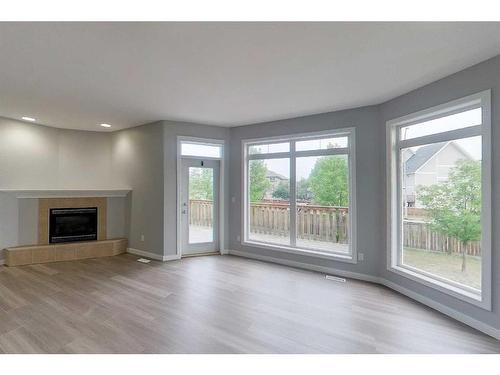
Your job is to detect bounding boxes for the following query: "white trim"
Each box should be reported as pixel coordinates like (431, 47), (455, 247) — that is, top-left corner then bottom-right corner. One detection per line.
(248, 147), (349, 160)
(380, 279), (500, 341)
(226, 250), (500, 340)
(241, 127), (357, 262)
(386, 92), (482, 128)
(0, 189), (131, 198)
(242, 127), (353, 145)
(398, 125), (481, 149)
(289, 140), (297, 247)
(127, 247), (180, 262)
(227, 249), (378, 283)
(177, 136), (225, 146)
(176, 136), (226, 258)
(390, 264), (480, 301)
(386, 89), (492, 310)
(241, 240), (356, 263)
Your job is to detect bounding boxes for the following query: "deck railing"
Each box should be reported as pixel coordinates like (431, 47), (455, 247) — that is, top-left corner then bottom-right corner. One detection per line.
(249, 202), (349, 243)
(189, 200), (481, 255)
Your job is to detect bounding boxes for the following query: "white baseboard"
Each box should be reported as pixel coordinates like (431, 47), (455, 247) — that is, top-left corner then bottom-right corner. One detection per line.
(227, 249), (500, 341)
(127, 248), (180, 262)
(380, 279), (500, 340)
(227, 249), (380, 284)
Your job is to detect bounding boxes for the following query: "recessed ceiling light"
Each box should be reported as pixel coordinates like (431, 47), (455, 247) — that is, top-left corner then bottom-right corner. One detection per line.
(22, 116), (36, 122)
(100, 123), (111, 128)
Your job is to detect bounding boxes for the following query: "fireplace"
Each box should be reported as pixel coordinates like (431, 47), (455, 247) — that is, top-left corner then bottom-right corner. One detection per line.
(49, 207), (98, 243)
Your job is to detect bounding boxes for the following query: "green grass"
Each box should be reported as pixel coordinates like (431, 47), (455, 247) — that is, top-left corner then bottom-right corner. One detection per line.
(402, 247), (481, 290)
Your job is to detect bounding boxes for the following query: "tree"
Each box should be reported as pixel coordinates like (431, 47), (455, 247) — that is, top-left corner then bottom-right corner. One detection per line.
(189, 168), (213, 200)
(249, 160), (271, 202)
(308, 156), (349, 206)
(272, 181), (289, 200)
(296, 178), (312, 201)
(418, 160), (481, 272)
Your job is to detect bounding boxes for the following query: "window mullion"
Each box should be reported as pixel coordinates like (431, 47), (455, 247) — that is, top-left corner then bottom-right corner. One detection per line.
(398, 125), (481, 149)
(290, 141), (297, 247)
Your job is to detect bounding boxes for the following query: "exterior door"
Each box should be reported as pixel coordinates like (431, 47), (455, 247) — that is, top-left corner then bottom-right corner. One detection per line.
(180, 158), (220, 256)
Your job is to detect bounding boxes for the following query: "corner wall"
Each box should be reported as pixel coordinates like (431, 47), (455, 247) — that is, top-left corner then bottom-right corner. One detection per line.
(110, 120), (230, 257)
(111, 122), (165, 255)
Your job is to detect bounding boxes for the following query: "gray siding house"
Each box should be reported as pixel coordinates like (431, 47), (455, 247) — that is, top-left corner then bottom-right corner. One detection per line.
(402, 141), (472, 208)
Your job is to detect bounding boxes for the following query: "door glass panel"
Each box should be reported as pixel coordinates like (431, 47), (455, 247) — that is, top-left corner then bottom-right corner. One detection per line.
(188, 167), (214, 244)
(181, 142), (221, 158)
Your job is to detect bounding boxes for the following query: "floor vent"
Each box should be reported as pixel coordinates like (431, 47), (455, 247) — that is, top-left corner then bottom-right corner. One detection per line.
(137, 258), (151, 264)
(325, 275), (346, 283)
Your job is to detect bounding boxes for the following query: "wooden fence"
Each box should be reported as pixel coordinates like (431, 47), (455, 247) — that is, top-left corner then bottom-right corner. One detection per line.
(189, 199), (214, 227)
(403, 220), (481, 256)
(189, 199), (349, 243)
(249, 202), (349, 243)
(188, 200), (481, 255)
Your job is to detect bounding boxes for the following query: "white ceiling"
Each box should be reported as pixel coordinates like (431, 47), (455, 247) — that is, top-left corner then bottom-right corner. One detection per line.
(1, 22), (500, 132)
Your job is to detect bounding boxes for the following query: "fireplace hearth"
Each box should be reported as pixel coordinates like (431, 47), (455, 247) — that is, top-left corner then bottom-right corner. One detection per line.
(49, 207), (98, 243)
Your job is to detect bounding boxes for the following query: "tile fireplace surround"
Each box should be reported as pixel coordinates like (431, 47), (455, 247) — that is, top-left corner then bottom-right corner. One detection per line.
(1, 189), (130, 266)
(38, 197), (107, 244)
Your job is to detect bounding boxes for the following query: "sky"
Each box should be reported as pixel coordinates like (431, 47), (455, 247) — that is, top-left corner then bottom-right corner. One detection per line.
(182, 108), (483, 183)
(402, 108), (482, 160)
(263, 107), (483, 180)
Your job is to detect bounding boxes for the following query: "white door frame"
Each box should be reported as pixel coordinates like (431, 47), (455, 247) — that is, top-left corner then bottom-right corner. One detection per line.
(180, 158), (220, 255)
(176, 136), (225, 258)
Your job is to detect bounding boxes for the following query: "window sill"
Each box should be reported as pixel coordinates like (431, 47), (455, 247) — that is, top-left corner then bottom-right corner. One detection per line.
(388, 264), (490, 310)
(242, 240), (356, 264)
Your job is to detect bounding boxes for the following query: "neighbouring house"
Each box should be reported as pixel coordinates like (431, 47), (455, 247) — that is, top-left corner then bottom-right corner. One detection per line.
(265, 170), (289, 199)
(402, 141), (472, 208)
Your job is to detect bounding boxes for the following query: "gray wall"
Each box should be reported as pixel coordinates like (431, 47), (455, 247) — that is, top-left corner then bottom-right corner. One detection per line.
(379, 54), (500, 331)
(0, 117), (114, 189)
(110, 120), (230, 256)
(228, 106), (382, 278)
(0, 193), (18, 259)
(111, 122), (165, 254)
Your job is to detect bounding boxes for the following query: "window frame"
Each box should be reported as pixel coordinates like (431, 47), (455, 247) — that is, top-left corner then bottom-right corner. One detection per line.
(242, 128), (357, 263)
(386, 90), (492, 310)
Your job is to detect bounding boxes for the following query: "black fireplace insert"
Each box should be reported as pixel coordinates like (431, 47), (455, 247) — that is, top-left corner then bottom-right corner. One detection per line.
(49, 207), (98, 243)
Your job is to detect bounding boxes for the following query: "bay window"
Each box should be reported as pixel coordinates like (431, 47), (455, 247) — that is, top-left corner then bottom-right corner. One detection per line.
(387, 90), (491, 308)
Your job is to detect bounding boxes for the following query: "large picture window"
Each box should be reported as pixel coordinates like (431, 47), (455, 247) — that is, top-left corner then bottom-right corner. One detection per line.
(243, 129), (356, 261)
(387, 91), (491, 308)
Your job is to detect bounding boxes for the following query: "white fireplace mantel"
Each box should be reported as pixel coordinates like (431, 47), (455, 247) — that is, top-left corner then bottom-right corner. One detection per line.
(0, 189), (131, 199)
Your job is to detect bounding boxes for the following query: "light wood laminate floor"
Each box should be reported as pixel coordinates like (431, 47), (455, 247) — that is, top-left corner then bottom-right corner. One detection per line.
(0, 254), (498, 353)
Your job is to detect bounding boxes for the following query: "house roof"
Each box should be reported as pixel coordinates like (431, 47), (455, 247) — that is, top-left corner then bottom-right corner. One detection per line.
(405, 142), (447, 174)
(266, 170), (288, 180)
